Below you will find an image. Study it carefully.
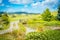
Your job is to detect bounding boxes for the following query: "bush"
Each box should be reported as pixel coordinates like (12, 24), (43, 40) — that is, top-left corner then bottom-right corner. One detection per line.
(41, 8), (52, 21)
(25, 30), (60, 40)
(0, 13), (10, 30)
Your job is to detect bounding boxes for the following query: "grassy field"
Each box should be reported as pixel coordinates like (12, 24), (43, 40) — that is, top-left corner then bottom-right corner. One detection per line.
(0, 11), (60, 40)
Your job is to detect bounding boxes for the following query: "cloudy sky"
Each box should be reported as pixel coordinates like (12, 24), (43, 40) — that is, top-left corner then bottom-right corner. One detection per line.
(0, 0), (59, 13)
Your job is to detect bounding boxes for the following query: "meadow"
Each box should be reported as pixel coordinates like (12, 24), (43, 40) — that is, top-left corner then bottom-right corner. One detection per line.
(0, 10), (60, 40)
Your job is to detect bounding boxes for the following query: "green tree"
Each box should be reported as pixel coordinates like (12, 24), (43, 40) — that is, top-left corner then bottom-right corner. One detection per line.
(57, 5), (60, 20)
(0, 13), (10, 30)
(0, 14), (2, 17)
(51, 15), (57, 21)
(41, 8), (52, 21)
(2, 13), (9, 24)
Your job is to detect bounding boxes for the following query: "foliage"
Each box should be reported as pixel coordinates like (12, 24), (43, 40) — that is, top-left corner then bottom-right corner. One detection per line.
(1, 13), (10, 30)
(0, 14), (2, 17)
(25, 30), (60, 40)
(57, 5), (60, 20)
(41, 8), (52, 21)
(2, 13), (9, 23)
(0, 13), (10, 30)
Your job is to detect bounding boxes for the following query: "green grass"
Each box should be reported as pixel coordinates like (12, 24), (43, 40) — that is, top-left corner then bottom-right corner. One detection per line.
(0, 34), (15, 40)
(0, 12), (59, 40)
(25, 30), (60, 40)
(27, 21), (60, 27)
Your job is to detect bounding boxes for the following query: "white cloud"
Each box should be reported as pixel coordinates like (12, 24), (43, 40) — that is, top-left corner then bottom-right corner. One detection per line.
(31, 0), (58, 8)
(20, 7), (29, 12)
(5, 7), (17, 12)
(5, 6), (30, 13)
(5, 7), (26, 12)
(31, 0), (58, 13)
(9, 0), (33, 4)
(31, 2), (43, 7)
(42, 0), (57, 5)
(0, 0), (2, 3)
(21, 9), (26, 12)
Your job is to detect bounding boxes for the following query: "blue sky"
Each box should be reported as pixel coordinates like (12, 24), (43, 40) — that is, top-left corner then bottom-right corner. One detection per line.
(0, 0), (59, 13)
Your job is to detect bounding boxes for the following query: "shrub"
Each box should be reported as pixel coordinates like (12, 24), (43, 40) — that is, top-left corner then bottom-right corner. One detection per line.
(25, 30), (60, 40)
(41, 8), (52, 21)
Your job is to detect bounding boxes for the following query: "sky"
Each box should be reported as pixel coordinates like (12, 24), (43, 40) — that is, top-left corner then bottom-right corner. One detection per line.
(0, 0), (59, 13)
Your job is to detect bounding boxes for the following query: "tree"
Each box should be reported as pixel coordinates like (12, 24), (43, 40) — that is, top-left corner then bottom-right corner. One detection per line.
(41, 8), (52, 21)
(0, 14), (2, 17)
(0, 13), (10, 30)
(57, 5), (60, 20)
(2, 13), (9, 25)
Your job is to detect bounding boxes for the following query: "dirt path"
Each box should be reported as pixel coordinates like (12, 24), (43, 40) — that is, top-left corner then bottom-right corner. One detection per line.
(50, 27), (60, 30)
(0, 20), (36, 34)
(0, 20), (19, 34)
(0, 20), (60, 34)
